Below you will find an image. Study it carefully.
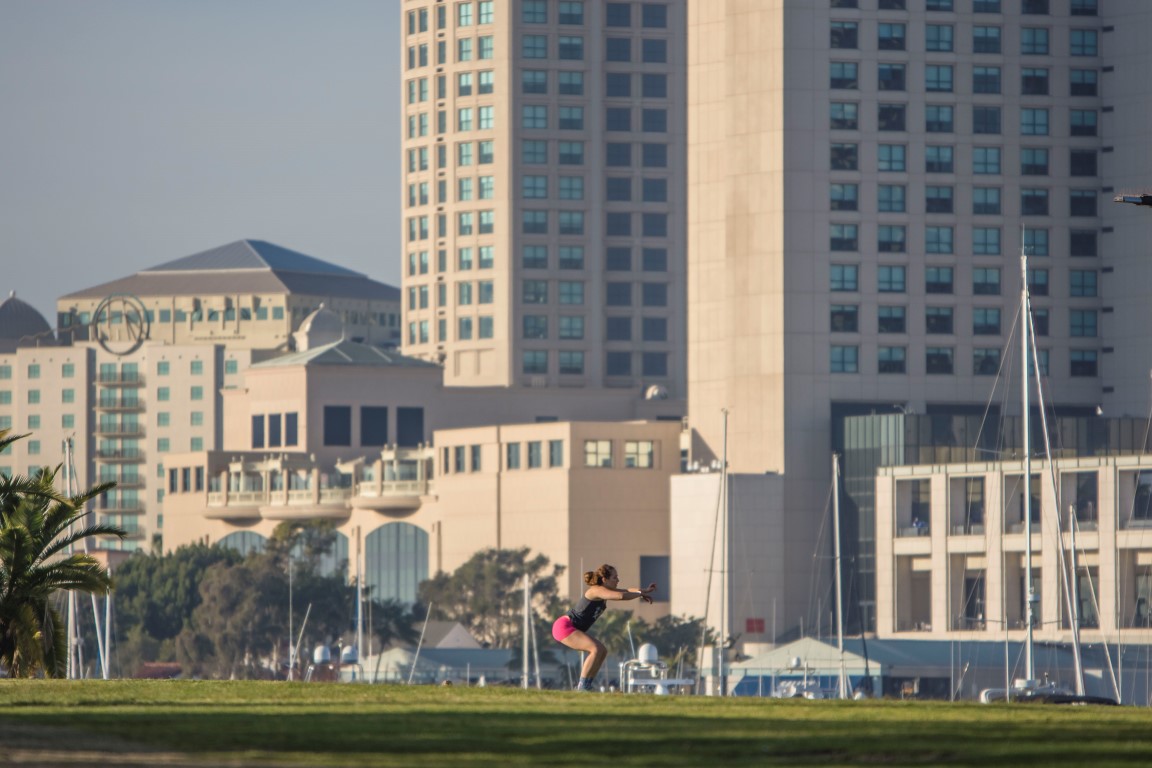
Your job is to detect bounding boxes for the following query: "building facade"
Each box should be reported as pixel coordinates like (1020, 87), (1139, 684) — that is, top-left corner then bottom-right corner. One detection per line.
(676, 0), (1152, 645)
(0, 240), (403, 550)
(399, 0), (688, 402)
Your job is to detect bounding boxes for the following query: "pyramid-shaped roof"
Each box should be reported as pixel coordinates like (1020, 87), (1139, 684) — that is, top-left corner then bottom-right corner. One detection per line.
(143, 240), (362, 277)
(59, 240), (397, 302)
(251, 338), (439, 370)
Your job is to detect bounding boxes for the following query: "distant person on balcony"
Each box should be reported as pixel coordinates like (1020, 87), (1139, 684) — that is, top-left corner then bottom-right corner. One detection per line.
(551, 564), (655, 691)
(912, 516), (926, 535)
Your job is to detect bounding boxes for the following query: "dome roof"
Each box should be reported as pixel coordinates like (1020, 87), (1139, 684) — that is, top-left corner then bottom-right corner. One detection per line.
(292, 304), (344, 351)
(0, 291), (54, 352)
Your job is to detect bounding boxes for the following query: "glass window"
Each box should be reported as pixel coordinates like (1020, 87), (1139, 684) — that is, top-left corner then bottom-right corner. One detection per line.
(1021, 108), (1049, 135)
(1070, 29), (1098, 56)
(1070, 110), (1098, 137)
(973, 147), (1001, 174)
(831, 183), (858, 211)
(1021, 147), (1049, 175)
(558, 71), (584, 95)
(558, 36), (584, 60)
(878, 265), (906, 293)
(831, 21), (858, 49)
(606, 37), (631, 62)
(831, 224), (858, 251)
(879, 346), (906, 374)
(925, 185), (953, 213)
(926, 347), (954, 375)
(973, 227), (1001, 255)
(522, 245), (547, 269)
(559, 315), (585, 339)
(1024, 229), (1049, 256)
(523, 316), (548, 340)
(1021, 28), (1049, 55)
(834, 303), (861, 333)
(830, 264), (858, 292)
(522, 105), (547, 129)
(926, 24), (953, 52)
(926, 105), (953, 132)
(925, 226), (953, 254)
(559, 106), (584, 130)
(1070, 189), (1097, 217)
(554, 141), (583, 165)
(642, 39), (667, 63)
(973, 66), (1001, 94)
(522, 34), (547, 58)
(584, 440), (612, 468)
(878, 23), (905, 51)
(878, 306), (906, 334)
(878, 104), (906, 131)
(878, 63), (905, 91)
(831, 346), (859, 373)
(1021, 188), (1049, 216)
(973, 308), (1001, 335)
(974, 267), (1001, 295)
(926, 65), (953, 92)
(1071, 350), (1097, 377)
(522, 351), (547, 375)
(926, 266), (953, 294)
(1070, 270), (1098, 297)
(1070, 150), (1097, 177)
(1021, 67), (1049, 95)
(878, 144), (905, 171)
(878, 225), (906, 253)
(558, 1), (583, 24)
(926, 145), (953, 173)
(522, 280), (548, 304)
(973, 26), (1001, 54)
(1071, 69), (1098, 96)
(926, 306), (954, 334)
(642, 4), (667, 28)
(1070, 310), (1098, 338)
(831, 143), (858, 170)
(830, 102), (858, 130)
(972, 105), (999, 134)
(642, 74), (667, 99)
(606, 3), (631, 26)
(522, 70), (546, 94)
(559, 281), (584, 305)
(1070, 229), (1097, 257)
(830, 62), (858, 89)
(606, 72), (631, 97)
(878, 184), (905, 212)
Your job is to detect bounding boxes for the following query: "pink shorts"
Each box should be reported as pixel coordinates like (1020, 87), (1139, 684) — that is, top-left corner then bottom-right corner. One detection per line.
(552, 616), (577, 642)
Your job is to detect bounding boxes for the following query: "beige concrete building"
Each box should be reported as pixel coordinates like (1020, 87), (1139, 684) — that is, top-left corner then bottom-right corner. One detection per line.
(162, 318), (680, 607)
(399, 0), (687, 404)
(1, 241), (402, 551)
(675, 0), (1152, 646)
(876, 454), (1152, 646)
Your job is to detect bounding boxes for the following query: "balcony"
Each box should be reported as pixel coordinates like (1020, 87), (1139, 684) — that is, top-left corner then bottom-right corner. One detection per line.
(95, 397), (145, 412)
(97, 503), (144, 514)
(98, 372), (145, 387)
(96, 449), (145, 463)
(351, 480), (426, 514)
(94, 424), (145, 437)
(101, 476), (144, 489)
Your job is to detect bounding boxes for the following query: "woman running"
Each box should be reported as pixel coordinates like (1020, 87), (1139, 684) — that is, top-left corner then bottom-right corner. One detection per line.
(552, 564), (656, 691)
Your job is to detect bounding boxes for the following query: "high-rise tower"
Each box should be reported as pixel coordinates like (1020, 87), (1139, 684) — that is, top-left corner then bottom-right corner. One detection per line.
(400, 1), (687, 402)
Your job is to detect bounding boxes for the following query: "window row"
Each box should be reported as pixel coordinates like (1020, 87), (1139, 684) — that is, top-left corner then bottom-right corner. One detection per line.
(829, 345), (1096, 377)
(830, 102), (1100, 136)
(521, 244), (668, 272)
(0, 413), (78, 431)
(251, 412), (300, 449)
(522, 314), (670, 343)
(832, 61), (1098, 93)
(521, 34), (668, 64)
(830, 224), (1098, 257)
(830, 263), (1099, 297)
(829, 1), (1098, 17)
(522, 1), (669, 29)
(520, 104), (668, 133)
(829, 141), (1098, 180)
(830, 304), (1099, 337)
(519, 279), (670, 308)
(406, 2), (493, 36)
(828, 182), (1100, 218)
(1, 362), (80, 379)
(521, 350), (669, 378)
(830, 21), (1099, 57)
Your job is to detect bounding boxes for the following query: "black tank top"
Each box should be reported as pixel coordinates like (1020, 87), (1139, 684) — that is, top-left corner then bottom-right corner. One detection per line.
(566, 594), (606, 631)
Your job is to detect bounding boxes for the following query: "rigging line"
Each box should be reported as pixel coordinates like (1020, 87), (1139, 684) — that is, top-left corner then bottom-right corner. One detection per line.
(974, 299), (1024, 459)
(695, 457), (725, 694)
(806, 477), (836, 639)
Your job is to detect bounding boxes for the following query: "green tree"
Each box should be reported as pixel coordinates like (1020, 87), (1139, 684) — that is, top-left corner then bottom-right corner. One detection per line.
(0, 430), (124, 677)
(418, 548), (564, 648)
(113, 543), (241, 643)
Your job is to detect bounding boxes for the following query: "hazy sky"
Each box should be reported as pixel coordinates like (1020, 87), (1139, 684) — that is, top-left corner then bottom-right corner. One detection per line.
(0, 0), (401, 322)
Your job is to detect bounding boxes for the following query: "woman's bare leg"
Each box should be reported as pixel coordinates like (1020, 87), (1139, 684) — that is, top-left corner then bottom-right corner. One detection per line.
(560, 628), (606, 681)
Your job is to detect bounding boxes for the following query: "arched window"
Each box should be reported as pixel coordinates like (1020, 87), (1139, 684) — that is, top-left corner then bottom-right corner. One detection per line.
(216, 531), (266, 557)
(365, 522), (428, 604)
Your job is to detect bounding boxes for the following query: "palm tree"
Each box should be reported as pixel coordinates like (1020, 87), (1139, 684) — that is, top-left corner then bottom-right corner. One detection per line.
(0, 429), (124, 677)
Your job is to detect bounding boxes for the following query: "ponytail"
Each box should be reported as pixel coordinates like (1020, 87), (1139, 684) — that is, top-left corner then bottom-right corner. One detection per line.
(584, 564), (615, 586)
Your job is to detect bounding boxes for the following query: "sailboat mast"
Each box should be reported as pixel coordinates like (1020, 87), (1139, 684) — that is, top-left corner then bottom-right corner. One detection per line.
(833, 454), (848, 699)
(1021, 244), (1036, 684)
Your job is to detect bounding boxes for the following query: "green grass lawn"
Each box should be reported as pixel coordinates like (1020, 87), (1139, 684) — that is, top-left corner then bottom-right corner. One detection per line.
(2, 681), (1151, 767)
